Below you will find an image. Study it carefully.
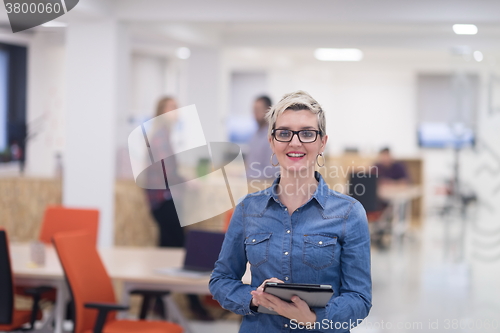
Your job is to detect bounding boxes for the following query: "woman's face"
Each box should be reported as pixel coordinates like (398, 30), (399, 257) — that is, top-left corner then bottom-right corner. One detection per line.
(269, 109), (328, 176)
(162, 99), (179, 124)
(163, 99), (178, 113)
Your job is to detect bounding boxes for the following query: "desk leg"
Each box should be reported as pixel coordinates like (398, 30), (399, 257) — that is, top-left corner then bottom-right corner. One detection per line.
(391, 199), (412, 247)
(54, 280), (68, 333)
(390, 202), (399, 246)
(164, 295), (193, 333)
(118, 282), (132, 319)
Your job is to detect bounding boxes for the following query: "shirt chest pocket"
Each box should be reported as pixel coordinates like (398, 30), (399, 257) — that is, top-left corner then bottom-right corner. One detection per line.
(245, 233), (272, 267)
(302, 234), (338, 270)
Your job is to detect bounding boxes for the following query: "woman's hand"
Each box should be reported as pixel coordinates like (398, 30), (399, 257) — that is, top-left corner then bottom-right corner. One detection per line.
(250, 277), (283, 307)
(250, 278), (317, 324)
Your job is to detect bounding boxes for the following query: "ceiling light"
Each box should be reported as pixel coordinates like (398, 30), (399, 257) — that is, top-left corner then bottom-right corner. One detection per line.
(176, 47), (191, 59)
(314, 48), (363, 62)
(41, 21), (67, 28)
(452, 24), (478, 35)
(473, 51), (483, 62)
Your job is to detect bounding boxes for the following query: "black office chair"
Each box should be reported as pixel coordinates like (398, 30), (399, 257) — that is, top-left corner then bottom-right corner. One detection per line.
(348, 173), (379, 212)
(348, 173), (391, 249)
(0, 229), (48, 331)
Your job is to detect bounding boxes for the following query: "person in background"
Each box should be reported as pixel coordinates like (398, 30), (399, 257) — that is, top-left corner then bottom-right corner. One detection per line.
(146, 97), (184, 247)
(245, 95), (279, 179)
(375, 147), (410, 185)
(145, 96), (213, 321)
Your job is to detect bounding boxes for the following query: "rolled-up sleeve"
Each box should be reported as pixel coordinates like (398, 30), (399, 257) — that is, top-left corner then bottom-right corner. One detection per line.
(313, 201), (372, 332)
(209, 201), (256, 316)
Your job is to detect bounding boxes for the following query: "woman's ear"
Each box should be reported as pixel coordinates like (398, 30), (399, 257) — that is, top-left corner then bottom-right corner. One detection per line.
(320, 134), (328, 152)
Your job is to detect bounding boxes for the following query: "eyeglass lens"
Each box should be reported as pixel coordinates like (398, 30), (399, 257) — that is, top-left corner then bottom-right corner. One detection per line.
(274, 129), (318, 142)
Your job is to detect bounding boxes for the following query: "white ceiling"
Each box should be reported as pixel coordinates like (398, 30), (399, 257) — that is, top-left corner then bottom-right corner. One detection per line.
(2, 0), (500, 51)
(114, 0), (500, 50)
(110, 0), (500, 24)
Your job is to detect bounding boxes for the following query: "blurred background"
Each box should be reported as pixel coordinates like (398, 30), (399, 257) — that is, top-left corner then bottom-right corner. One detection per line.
(1, 0), (500, 332)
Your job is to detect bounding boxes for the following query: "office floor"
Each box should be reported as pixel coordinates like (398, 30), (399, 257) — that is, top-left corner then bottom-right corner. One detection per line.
(186, 206), (500, 333)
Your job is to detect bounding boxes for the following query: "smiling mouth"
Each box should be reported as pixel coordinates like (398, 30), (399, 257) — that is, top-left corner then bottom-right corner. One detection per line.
(286, 153), (306, 157)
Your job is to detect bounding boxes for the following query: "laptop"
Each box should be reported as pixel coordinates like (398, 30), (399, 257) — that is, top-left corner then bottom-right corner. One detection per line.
(155, 230), (225, 278)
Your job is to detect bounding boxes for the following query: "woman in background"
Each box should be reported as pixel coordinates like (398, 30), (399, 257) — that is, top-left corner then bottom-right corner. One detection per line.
(146, 96), (213, 321)
(146, 97), (184, 247)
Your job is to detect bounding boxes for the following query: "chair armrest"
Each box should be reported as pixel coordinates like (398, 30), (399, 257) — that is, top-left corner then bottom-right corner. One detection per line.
(84, 302), (130, 311)
(84, 303), (130, 333)
(130, 289), (171, 297)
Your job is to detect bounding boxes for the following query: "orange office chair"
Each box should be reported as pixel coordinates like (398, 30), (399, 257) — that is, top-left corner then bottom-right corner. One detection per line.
(0, 229), (45, 331)
(52, 231), (183, 333)
(16, 206), (100, 308)
(222, 208), (234, 232)
(39, 206), (99, 245)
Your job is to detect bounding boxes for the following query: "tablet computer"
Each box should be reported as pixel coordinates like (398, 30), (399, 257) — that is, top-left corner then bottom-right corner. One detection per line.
(257, 282), (334, 315)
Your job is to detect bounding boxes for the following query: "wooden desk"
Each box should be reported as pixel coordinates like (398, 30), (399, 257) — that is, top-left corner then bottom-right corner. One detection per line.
(378, 184), (422, 203)
(11, 243), (67, 333)
(322, 155), (424, 228)
(11, 244), (251, 333)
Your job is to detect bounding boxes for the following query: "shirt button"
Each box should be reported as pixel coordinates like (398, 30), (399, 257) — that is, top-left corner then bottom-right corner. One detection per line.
(286, 230), (291, 234)
(284, 251), (289, 255)
(285, 276), (289, 280)
(318, 241), (323, 245)
(252, 239), (256, 242)
(284, 208), (288, 211)
(284, 324), (288, 328)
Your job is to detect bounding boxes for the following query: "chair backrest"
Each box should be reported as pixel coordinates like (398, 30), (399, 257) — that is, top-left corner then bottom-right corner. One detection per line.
(222, 208), (234, 232)
(0, 229), (14, 325)
(348, 173), (379, 212)
(52, 231), (116, 333)
(39, 206), (99, 245)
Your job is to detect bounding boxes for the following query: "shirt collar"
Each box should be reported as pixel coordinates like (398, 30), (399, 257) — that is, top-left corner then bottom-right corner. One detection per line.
(266, 171), (328, 210)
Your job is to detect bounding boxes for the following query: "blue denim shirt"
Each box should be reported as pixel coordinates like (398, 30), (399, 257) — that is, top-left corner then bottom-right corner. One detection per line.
(209, 172), (372, 332)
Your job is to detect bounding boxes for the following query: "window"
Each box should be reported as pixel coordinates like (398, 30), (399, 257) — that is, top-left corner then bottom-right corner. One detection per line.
(0, 42), (27, 163)
(417, 73), (478, 148)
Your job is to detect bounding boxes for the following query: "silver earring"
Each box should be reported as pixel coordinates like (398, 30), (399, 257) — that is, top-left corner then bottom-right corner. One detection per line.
(270, 153), (279, 167)
(316, 153), (325, 167)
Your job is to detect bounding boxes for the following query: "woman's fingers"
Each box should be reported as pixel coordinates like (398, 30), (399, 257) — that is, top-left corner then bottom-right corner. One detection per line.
(258, 292), (284, 311)
(252, 277), (285, 310)
(291, 296), (309, 310)
(251, 290), (282, 309)
(259, 277), (284, 289)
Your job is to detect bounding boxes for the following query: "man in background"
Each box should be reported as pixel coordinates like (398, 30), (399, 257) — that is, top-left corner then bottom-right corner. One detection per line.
(245, 95), (278, 179)
(375, 147), (410, 185)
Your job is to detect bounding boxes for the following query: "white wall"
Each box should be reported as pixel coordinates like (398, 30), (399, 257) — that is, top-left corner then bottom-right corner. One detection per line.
(63, 20), (128, 247)
(25, 32), (66, 177)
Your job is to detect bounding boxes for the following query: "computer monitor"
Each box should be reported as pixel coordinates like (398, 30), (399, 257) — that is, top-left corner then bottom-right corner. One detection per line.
(183, 230), (225, 272)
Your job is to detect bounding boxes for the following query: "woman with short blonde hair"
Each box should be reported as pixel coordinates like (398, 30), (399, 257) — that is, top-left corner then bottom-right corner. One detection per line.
(210, 90), (372, 332)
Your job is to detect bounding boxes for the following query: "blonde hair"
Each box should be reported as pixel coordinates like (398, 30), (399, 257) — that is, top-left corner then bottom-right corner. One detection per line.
(265, 90), (326, 137)
(155, 96), (175, 117)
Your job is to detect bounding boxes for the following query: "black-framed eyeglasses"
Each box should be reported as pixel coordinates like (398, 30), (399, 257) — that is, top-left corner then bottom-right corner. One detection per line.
(272, 129), (322, 143)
